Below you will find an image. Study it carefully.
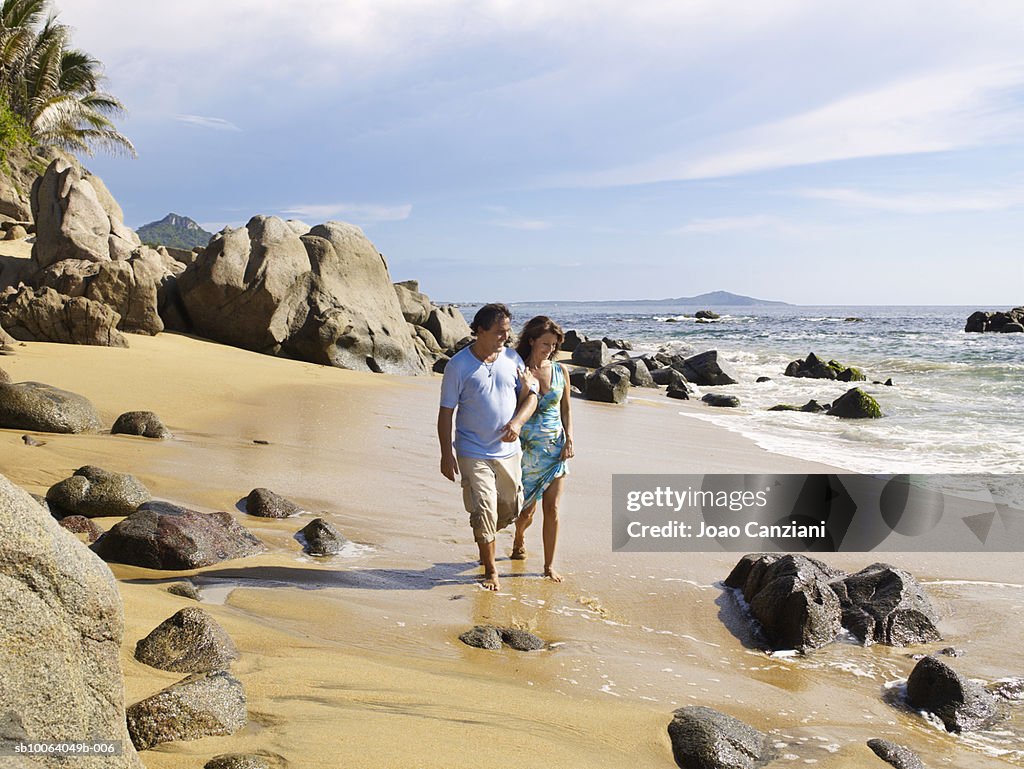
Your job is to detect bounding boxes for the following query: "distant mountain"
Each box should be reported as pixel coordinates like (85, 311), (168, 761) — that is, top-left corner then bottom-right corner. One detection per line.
(136, 213), (212, 249)
(521, 291), (790, 307)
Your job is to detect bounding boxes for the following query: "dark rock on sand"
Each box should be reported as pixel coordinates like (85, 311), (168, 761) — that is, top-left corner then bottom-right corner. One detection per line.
(126, 670), (247, 750)
(205, 755), (272, 769)
(827, 387), (882, 418)
(702, 393), (740, 408)
(46, 465), (152, 518)
(297, 517), (348, 556)
(602, 337), (632, 350)
(459, 625), (545, 651)
(112, 410), (172, 439)
(667, 705), (775, 769)
(0, 286), (128, 346)
(906, 655), (999, 732)
(666, 381), (690, 400)
(246, 487), (303, 518)
(561, 329), (586, 352)
(571, 339), (610, 368)
(499, 627), (546, 651)
(568, 367), (589, 395)
(459, 625), (503, 650)
(0, 473), (145, 768)
(725, 554), (845, 652)
(620, 357), (655, 387)
(867, 738), (925, 769)
(135, 607), (239, 673)
(0, 380), (102, 433)
(678, 350), (738, 386)
(21, 433), (44, 445)
(92, 501), (266, 569)
(651, 366), (689, 388)
(830, 564), (941, 646)
(584, 364), (631, 404)
(168, 581), (202, 601)
(57, 514), (103, 543)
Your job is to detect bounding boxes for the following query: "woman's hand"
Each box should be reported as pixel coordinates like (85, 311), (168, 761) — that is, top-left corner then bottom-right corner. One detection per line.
(561, 436), (575, 459)
(518, 366), (538, 393)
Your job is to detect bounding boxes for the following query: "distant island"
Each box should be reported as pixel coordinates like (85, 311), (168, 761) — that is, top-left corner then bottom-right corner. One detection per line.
(505, 291), (791, 307)
(136, 213), (212, 250)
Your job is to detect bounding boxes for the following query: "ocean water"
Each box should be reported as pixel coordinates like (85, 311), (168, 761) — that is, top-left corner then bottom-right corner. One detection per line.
(466, 302), (1024, 476)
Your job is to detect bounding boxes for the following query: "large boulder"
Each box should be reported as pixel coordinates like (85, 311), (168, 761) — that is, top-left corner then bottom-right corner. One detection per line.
(677, 350), (737, 386)
(134, 607), (239, 673)
(0, 286), (128, 346)
(177, 216), (427, 374)
(423, 305), (472, 352)
(667, 706), (775, 769)
(965, 306), (1024, 333)
(827, 387), (882, 418)
(126, 670), (247, 750)
(0, 473), (144, 768)
(46, 465), (152, 518)
(91, 501), (266, 569)
(620, 357), (656, 387)
(393, 280), (432, 325)
(830, 563), (941, 646)
(31, 157), (141, 269)
(584, 364), (631, 404)
(725, 554), (844, 651)
(0, 381), (102, 433)
(905, 655), (999, 732)
(571, 339), (610, 368)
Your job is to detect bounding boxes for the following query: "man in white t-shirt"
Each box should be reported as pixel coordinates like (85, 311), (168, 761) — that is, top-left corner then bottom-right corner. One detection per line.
(438, 303), (538, 591)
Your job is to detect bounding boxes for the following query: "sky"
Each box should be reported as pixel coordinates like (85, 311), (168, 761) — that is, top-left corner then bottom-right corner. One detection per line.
(53, 0), (1024, 305)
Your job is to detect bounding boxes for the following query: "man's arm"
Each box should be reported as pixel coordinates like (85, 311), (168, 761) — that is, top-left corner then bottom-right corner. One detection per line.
(502, 389), (537, 442)
(438, 406), (458, 481)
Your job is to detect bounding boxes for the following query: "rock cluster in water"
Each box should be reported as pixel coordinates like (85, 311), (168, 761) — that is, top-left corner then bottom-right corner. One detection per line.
(965, 307), (1024, 333)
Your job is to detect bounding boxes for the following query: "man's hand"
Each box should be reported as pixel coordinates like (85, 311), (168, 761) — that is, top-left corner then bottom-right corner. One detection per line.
(440, 453), (459, 482)
(501, 420), (523, 442)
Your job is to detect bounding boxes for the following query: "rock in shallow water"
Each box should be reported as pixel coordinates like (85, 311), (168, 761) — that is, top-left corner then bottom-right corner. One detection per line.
(866, 738), (925, 769)
(297, 517), (348, 555)
(905, 655), (998, 732)
(667, 705), (775, 769)
(245, 487), (303, 518)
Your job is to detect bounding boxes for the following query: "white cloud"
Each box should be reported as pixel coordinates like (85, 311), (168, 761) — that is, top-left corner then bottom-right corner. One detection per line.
(280, 202), (413, 223)
(563, 62), (1024, 186)
(174, 115), (241, 131)
(799, 186), (1024, 213)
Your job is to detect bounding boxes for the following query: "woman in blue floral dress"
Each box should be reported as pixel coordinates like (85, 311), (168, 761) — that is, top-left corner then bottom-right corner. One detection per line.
(510, 316), (574, 581)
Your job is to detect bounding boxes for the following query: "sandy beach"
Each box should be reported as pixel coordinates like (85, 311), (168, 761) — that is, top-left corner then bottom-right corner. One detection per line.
(2, 323), (1022, 768)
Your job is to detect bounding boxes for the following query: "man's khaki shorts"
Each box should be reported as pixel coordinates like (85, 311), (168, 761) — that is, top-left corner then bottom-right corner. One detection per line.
(457, 454), (524, 544)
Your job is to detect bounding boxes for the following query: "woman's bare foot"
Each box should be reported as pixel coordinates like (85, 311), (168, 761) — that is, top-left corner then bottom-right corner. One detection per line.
(481, 572), (501, 591)
(543, 567), (563, 583)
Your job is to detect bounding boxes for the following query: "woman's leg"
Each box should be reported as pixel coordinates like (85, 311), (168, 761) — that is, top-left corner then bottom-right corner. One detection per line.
(512, 500), (537, 558)
(541, 476), (564, 581)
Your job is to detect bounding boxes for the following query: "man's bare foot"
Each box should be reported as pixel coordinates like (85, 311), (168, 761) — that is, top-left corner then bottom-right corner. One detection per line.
(510, 542), (527, 560)
(543, 567), (563, 583)
(481, 572), (501, 591)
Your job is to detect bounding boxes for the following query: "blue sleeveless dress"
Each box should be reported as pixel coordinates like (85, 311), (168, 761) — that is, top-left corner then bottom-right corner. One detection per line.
(520, 363), (569, 508)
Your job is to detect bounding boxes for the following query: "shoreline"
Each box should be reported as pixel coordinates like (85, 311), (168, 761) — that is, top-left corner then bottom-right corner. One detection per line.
(2, 333), (1022, 768)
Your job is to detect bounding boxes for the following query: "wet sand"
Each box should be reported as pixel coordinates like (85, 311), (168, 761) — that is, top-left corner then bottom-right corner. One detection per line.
(2, 332), (1022, 768)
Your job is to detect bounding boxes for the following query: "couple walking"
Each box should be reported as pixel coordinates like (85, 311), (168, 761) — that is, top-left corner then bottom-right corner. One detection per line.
(437, 303), (574, 591)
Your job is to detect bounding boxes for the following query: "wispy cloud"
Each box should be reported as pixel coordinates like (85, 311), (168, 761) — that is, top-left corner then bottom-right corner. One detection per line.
(482, 205), (552, 230)
(671, 214), (829, 238)
(280, 202), (413, 223)
(174, 114), (241, 131)
(799, 186), (1024, 214)
(564, 62), (1024, 187)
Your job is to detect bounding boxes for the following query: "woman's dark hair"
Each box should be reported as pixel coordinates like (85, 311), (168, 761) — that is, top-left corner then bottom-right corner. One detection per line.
(470, 303), (512, 334)
(515, 316), (564, 362)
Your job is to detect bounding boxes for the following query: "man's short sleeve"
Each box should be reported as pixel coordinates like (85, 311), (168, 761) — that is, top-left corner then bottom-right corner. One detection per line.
(439, 356), (463, 409)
